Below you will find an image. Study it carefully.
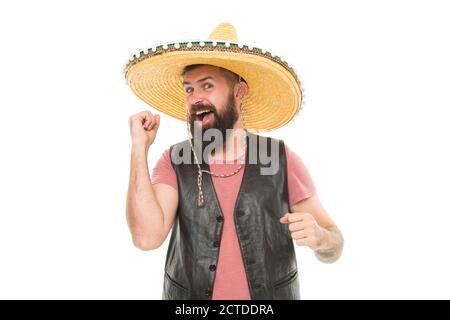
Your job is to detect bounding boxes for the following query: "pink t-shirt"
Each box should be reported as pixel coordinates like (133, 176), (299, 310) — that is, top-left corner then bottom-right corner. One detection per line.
(151, 143), (316, 300)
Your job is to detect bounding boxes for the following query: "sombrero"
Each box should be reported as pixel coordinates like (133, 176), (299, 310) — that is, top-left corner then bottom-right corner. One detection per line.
(123, 22), (304, 132)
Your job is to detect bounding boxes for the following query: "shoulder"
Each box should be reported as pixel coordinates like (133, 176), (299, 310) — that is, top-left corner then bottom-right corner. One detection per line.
(169, 139), (193, 166)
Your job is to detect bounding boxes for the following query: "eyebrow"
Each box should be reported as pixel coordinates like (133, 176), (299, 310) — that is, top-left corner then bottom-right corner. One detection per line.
(182, 76), (214, 86)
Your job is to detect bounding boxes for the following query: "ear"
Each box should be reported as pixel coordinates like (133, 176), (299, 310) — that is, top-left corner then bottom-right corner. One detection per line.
(234, 81), (249, 105)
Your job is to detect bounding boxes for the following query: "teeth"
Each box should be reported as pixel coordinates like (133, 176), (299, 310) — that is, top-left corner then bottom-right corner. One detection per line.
(195, 109), (211, 115)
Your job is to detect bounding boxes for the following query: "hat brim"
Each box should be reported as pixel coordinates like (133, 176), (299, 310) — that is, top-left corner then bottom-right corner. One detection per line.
(125, 46), (302, 132)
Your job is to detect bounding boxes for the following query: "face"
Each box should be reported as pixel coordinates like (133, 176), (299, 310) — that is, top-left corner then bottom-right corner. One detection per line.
(183, 65), (239, 146)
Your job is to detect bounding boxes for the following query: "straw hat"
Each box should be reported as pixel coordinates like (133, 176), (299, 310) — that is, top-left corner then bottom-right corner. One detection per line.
(123, 22), (304, 132)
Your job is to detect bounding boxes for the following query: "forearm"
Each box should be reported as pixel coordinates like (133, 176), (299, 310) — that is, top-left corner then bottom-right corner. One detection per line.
(314, 226), (344, 264)
(126, 144), (164, 249)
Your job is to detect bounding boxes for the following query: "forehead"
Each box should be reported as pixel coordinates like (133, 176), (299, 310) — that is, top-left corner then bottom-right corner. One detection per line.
(182, 65), (224, 82)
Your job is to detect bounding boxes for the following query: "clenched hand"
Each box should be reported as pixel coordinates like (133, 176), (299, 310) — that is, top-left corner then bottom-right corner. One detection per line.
(129, 110), (160, 149)
(279, 212), (330, 250)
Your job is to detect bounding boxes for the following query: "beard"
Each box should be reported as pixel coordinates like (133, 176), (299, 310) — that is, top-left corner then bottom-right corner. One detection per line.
(188, 93), (239, 152)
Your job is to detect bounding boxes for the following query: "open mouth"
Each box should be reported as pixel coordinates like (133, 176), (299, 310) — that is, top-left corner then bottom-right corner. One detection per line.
(194, 109), (214, 124)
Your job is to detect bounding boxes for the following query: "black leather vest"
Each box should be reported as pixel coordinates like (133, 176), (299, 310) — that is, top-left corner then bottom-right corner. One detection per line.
(162, 132), (300, 300)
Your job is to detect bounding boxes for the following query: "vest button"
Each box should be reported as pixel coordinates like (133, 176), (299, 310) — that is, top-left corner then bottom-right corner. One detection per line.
(209, 264), (216, 271)
(213, 240), (220, 248)
(216, 216), (224, 222)
(204, 289), (212, 297)
(237, 210), (245, 217)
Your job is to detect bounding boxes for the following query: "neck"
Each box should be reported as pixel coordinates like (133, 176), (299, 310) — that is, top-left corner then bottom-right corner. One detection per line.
(212, 119), (247, 162)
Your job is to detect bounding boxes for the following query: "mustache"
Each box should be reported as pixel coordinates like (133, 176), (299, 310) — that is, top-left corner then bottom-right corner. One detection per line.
(189, 103), (217, 115)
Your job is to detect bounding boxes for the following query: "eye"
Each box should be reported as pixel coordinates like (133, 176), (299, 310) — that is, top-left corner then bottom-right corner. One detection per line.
(204, 83), (213, 89)
(185, 87), (193, 93)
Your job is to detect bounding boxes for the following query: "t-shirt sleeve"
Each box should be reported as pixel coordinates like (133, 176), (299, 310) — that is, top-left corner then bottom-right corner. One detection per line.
(151, 149), (178, 192)
(284, 143), (317, 207)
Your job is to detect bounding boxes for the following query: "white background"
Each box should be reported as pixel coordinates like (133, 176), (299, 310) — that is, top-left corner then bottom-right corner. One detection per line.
(0, 0), (449, 299)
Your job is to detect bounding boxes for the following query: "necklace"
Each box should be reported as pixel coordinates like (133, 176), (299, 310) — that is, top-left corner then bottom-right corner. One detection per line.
(201, 148), (246, 178)
(186, 122), (247, 207)
(195, 144), (246, 207)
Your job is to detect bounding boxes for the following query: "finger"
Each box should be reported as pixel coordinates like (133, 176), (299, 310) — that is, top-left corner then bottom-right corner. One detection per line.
(130, 112), (148, 127)
(152, 114), (161, 131)
(291, 230), (307, 240)
(148, 114), (160, 130)
(140, 110), (153, 123)
(141, 110), (153, 123)
(288, 221), (306, 232)
(145, 116), (155, 130)
(141, 117), (149, 128)
(279, 213), (289, 224)
(286, 213), (304, 223)
(142, 118), (148, 128)
(144, 110), (153, 118)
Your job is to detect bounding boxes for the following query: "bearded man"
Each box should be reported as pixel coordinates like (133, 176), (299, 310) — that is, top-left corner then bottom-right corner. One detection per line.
(125, 23), (344, 300)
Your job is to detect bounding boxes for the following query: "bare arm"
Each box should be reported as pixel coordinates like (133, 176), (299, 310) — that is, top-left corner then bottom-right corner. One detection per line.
(126, 110), (178, 250)
(126, 146), (178, 250)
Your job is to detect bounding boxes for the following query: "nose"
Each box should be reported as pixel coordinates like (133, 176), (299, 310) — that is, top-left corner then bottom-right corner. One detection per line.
(188, 96), (207, 114)
(192, 99), (205, 106)
(192, 97), (207, 107)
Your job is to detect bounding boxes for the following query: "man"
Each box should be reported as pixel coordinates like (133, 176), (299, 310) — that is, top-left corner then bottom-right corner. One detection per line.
(124, 23), (343, 300)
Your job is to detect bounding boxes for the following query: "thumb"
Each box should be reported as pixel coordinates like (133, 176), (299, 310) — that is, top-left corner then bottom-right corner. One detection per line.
(154, 114), (161, 130)
(279, 213), (290, 224)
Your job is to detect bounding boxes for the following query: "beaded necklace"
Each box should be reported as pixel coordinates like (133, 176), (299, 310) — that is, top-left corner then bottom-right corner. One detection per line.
(186, 121), (247, 207)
